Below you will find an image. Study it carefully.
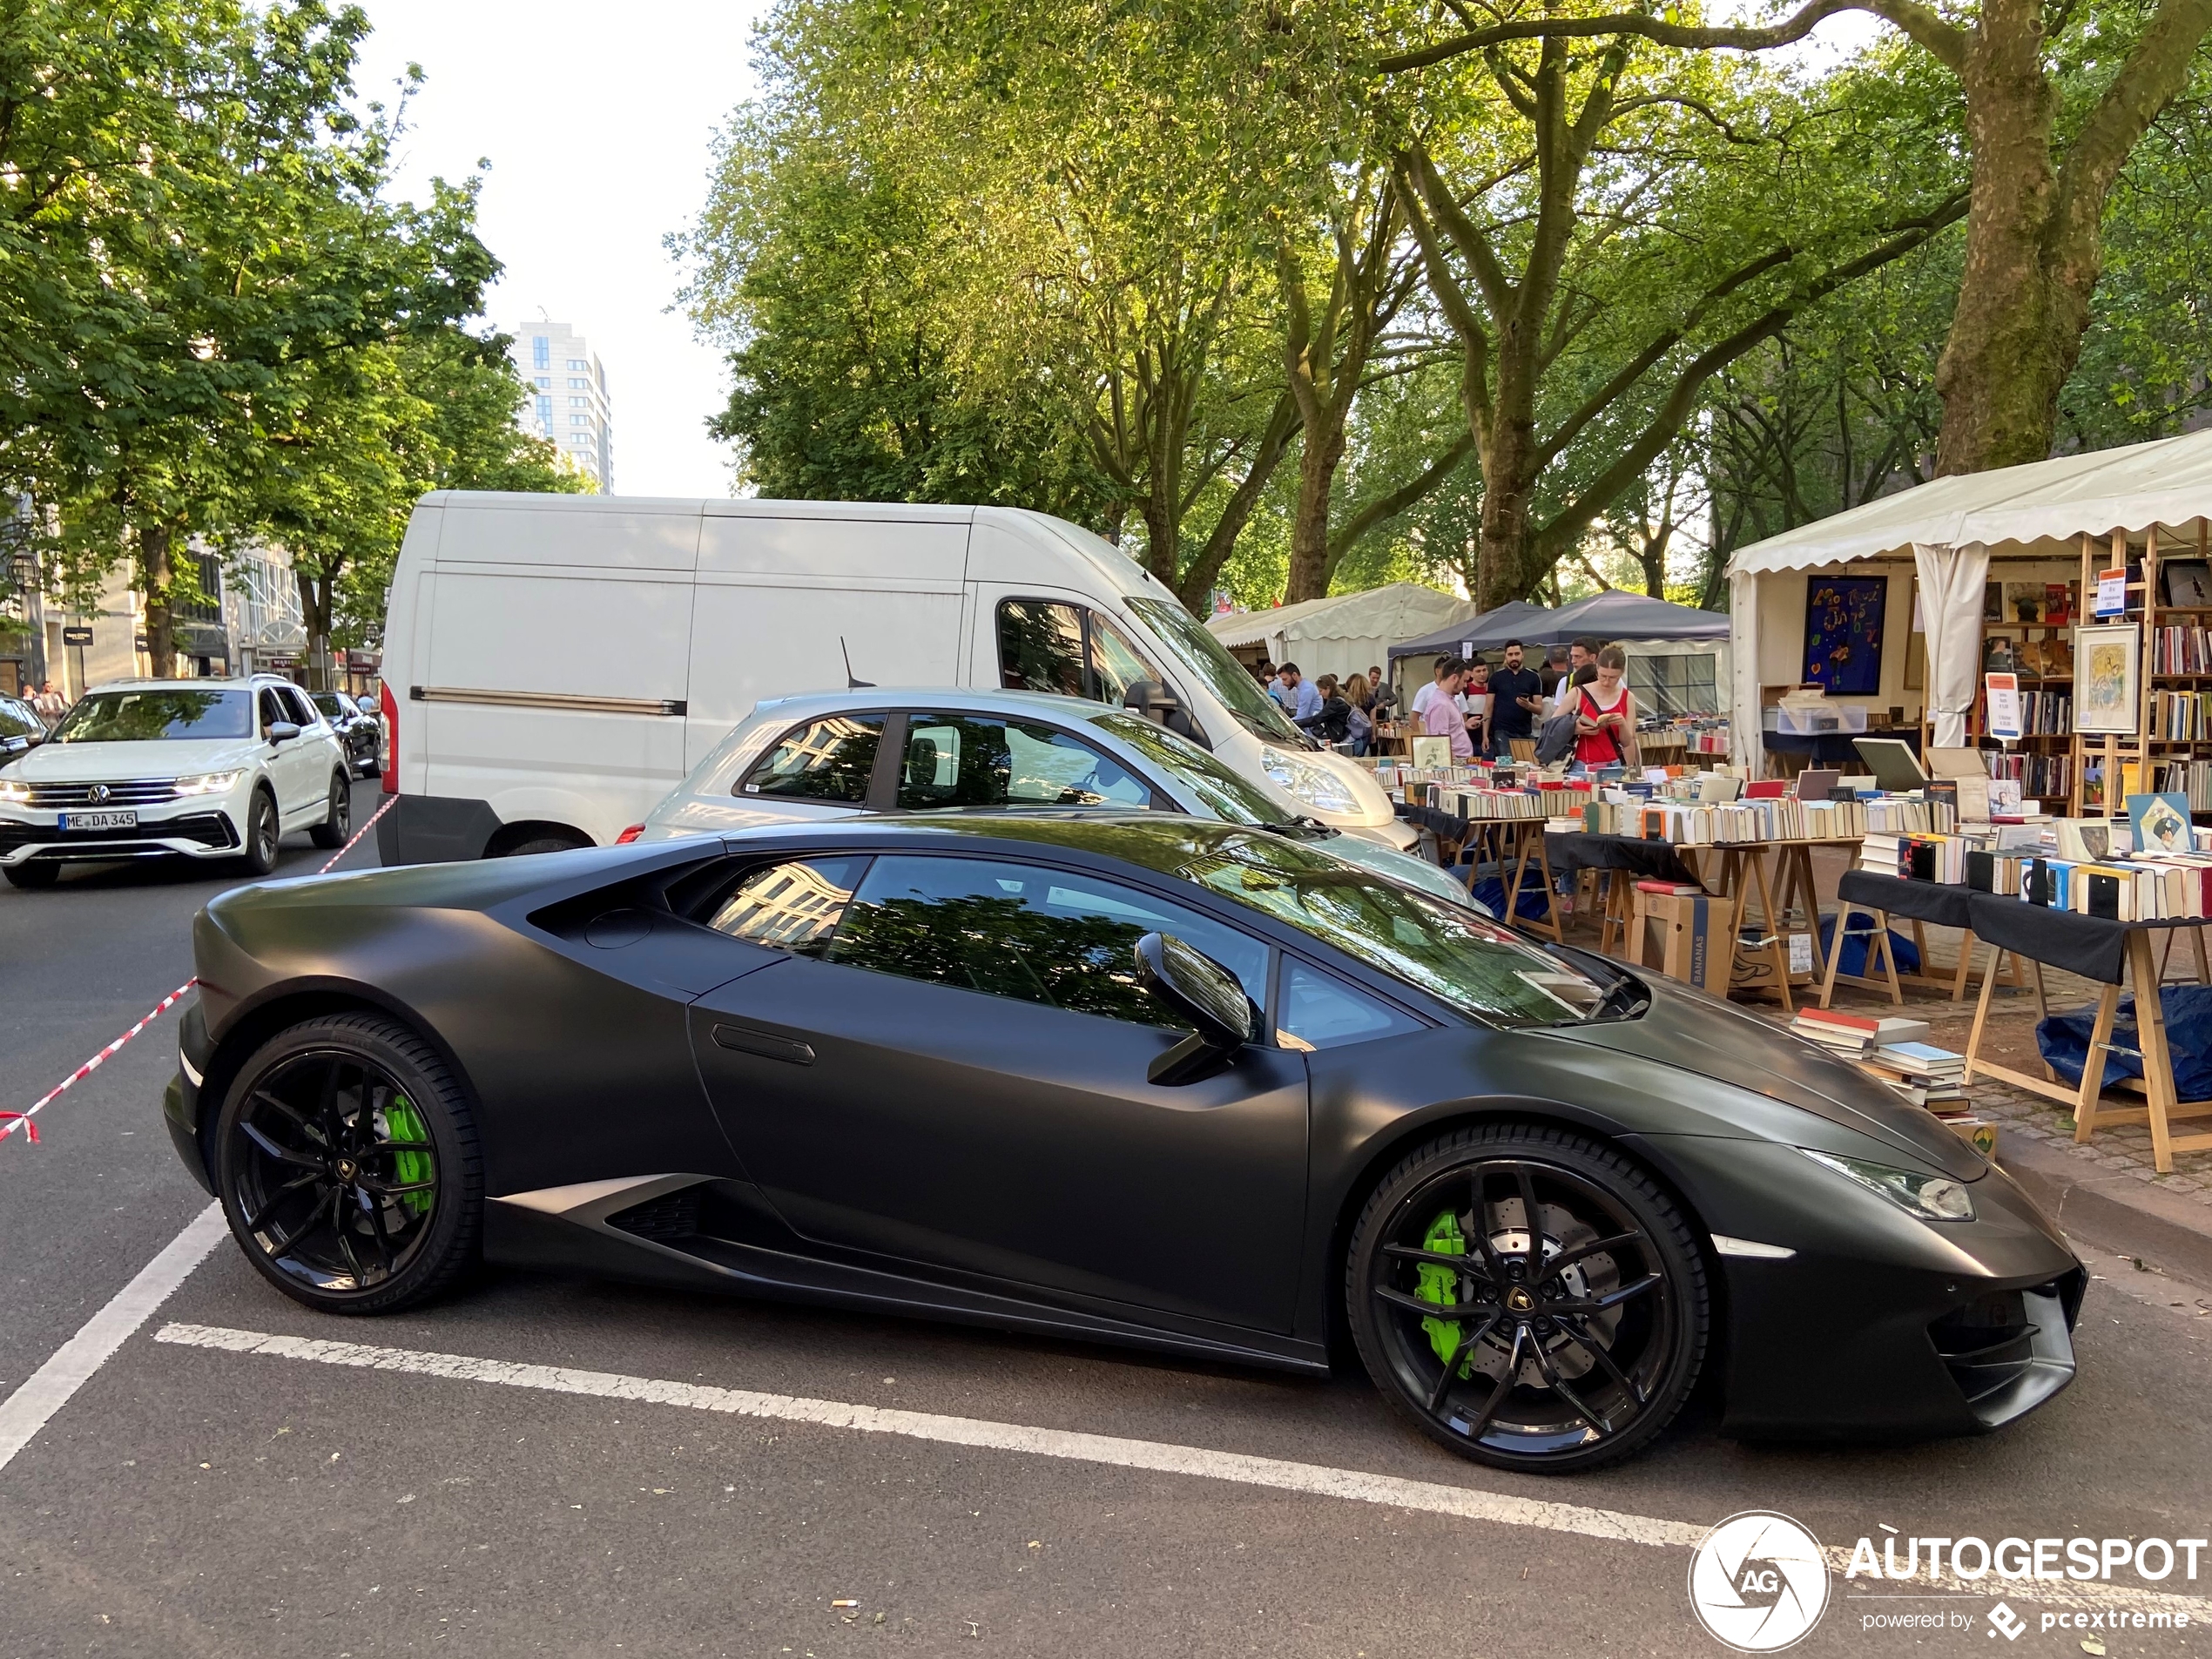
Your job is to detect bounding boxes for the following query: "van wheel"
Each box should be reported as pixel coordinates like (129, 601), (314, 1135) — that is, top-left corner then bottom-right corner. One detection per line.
(497, 833), (590, 857)
(308, 772), (351, 848)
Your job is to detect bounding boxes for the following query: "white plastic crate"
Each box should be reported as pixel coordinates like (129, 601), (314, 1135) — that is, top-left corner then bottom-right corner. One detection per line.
(1766, 701), (1869, 736)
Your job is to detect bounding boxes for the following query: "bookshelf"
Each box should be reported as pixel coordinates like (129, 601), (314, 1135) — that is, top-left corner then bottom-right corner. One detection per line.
(1975, 594), (2075, 807)
(2070, 522), (2212, 819)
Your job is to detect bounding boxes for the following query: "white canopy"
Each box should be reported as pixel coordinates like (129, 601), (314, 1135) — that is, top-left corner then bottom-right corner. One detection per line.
(1726, 428), (2212, 576)
(1206, 583), (1476, 685)
(1724, 428), (2212, 773)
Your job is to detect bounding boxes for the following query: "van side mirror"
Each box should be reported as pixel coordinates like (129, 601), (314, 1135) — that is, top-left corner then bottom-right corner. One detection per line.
(1135, 931), (1255, 1085)
(266, 720), (300, 745)
(1121, 678), (1199, 744)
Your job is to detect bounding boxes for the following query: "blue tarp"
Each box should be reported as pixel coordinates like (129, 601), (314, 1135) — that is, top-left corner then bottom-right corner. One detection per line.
(2038, 985), (2212, 1099)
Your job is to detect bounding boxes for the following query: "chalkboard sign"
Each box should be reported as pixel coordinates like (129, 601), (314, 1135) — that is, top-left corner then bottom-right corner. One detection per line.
(1803, 576), (1885, 696)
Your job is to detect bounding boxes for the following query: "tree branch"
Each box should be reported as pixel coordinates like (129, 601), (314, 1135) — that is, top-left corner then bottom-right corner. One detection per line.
(1375, 0), (1966, 76)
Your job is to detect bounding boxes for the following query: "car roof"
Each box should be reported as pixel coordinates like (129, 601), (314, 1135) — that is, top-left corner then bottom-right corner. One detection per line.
(84, 674), (299, 692)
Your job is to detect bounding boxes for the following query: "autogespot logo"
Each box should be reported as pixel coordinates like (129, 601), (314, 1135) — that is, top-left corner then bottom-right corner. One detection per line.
(1689, 1511), (1832, 1652)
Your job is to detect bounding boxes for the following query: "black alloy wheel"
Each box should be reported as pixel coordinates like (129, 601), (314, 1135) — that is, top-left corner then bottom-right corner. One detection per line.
(3, 860), (58, 889)
(1348, 1123), (1707, 1474)
(216, 1014), (482, 1314)
(308, 771), (350, 848)
(239, 786), (280, 875)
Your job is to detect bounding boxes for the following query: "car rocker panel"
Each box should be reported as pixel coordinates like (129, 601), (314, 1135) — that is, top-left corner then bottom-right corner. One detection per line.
(164, 819), (2084, 1474)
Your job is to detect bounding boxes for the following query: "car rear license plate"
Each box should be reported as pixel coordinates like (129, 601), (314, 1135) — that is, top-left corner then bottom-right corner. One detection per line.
(64, 810), (138, 831)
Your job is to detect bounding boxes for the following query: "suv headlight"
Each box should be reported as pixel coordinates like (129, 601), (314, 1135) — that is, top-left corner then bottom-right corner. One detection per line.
(1259, 745), (1360, 815)
(0, 776), (28, 804)
(1801, 1149), (1975, 1221)
(174, 770), (244, 796)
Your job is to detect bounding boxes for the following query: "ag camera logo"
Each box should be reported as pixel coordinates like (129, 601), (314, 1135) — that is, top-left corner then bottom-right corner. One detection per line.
(1689, 1511), (1831, 1651)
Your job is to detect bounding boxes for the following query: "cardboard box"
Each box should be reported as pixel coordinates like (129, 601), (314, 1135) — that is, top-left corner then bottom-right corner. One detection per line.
(1634, 889), (1729, 993)
(1939, 1115), (1999, 1160)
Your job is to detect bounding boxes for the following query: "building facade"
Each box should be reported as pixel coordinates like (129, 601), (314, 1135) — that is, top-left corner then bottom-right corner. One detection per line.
(39, 542), (306, 697)
(510, 320), (613, 489)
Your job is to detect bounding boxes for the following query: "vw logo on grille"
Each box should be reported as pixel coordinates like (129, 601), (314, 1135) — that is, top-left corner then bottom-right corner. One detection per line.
(88, 783), (111, 804)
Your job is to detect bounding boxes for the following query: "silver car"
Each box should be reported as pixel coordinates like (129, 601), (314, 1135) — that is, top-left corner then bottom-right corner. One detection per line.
(634, 689), (1486, 913)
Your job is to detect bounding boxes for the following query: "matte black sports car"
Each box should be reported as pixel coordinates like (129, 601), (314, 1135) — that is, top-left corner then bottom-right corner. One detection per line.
(164, 815), (2084, 1473)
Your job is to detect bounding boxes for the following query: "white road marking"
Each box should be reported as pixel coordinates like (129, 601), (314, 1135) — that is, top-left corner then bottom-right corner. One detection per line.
(0, 1204), (226, 1474)
(146, 1320), (2212, 1620)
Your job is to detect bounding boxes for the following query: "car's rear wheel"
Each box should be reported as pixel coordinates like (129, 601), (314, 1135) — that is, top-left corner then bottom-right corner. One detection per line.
(1347, 1123), (1707, 1474)
(215, 1013), (482, 1314)
(3, 860), (57, 889)
(308, 771), (350, 848)
(238, 786), (280, 875)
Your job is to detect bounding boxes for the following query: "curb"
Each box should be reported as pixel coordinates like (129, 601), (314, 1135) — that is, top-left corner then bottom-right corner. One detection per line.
(1998, 1131), (2212, 1288)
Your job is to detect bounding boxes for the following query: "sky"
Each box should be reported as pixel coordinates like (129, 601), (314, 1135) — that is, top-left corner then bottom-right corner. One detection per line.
(350, 1), (777, 498)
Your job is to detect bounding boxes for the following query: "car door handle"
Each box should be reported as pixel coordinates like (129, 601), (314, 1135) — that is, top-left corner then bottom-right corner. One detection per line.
(711, 1022), (815, 1066)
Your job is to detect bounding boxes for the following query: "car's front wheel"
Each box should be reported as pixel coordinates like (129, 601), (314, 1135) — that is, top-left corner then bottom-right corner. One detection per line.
(214, 1013), (482, 1314)
(1347, 1123), (1708, 1474)
(237, 786), (280, 876)
(308, 771), (350, 848)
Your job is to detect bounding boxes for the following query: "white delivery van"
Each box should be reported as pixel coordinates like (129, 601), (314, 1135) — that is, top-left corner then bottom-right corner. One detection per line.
(374, 494), (1417, 864)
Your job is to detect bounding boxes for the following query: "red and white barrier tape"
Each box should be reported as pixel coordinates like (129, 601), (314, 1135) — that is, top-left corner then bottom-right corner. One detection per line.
(3, 979), (199, 1148)
(3, 792), (395, 1150)
(319, 792), (393, 874)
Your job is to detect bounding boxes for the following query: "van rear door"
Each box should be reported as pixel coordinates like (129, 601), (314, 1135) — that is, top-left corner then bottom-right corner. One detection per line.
(421, 498), (701, 845)
(685, 507), (971, 768)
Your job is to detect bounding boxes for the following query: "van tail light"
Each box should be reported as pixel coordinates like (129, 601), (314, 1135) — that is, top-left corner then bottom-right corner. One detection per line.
(615, 823), (644, 845)
(379, 680), (398, 795)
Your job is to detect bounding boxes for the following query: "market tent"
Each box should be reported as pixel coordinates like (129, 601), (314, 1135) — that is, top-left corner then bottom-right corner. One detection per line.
(1207, 583), (1475, 685)
(1387, 598), (1549, 662)
(1545, 590), (1729, 643)
(1724, 427), (2212, 772)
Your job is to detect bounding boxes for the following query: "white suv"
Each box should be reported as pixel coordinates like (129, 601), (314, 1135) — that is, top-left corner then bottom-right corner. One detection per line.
(0, 676), (351, 889)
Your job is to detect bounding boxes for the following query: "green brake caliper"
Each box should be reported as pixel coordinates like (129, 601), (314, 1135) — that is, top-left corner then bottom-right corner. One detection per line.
(1415, 1211), (1470, 1373)
(381, 1097), (435, 1217)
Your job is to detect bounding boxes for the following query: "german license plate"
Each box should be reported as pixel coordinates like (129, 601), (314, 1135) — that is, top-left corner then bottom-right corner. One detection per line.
(64, 810), (137, 831)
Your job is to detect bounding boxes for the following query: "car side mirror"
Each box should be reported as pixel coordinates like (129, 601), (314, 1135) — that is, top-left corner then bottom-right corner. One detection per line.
(266, 720), (300, 745)
(1121, 678), (1199, 744)
(1135, 931), (1255, 1085)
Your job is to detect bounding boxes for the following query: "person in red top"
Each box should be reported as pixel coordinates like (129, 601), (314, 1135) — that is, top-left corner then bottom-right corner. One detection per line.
(1573, 646), (1635, 769)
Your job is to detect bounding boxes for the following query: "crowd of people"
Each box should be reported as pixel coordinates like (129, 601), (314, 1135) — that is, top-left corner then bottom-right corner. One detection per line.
(1250, 635), (1638, 769)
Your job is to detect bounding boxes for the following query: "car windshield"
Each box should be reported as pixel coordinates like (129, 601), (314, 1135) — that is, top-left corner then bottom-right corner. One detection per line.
(312, 693), (351, 718)
(1085, 711), (1291, 823)
(50, 688), (253, 742)
(1179, 831), (1606, 1027)
(1122, 597), (1309, 747)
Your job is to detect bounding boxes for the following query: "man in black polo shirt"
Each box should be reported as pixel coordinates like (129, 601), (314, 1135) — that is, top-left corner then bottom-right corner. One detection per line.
(1485, 639), (1545, 759)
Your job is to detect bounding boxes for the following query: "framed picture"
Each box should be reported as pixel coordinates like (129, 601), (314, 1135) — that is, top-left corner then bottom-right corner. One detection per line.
(1408, 735), (1453, 769)
(1803, 576), (1886, 695)
(2161, 560), (2212, 609)
(1983, 581), (2003, 622)
(1905, 628), (1925, 690)
(2074, 623), (2141, 735)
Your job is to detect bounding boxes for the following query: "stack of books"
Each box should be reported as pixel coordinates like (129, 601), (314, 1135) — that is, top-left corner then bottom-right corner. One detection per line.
(1861, 1040), (1968, 1107)
(1790, 1008), (1932, 1056)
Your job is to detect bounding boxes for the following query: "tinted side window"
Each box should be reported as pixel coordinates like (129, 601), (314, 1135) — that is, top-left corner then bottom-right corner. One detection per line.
(826, 854), (1267, 1028)
(706, 856), (870, 956)
(898, 714), (1152, 810)
(1086, 612), (1160, 706)
(283, 687), (319, 727)
(1278, 961), (1420, 1051)
(997, 600), (1087, 697)
(740, 714), (885, 805)
(258, 688), (287, 729)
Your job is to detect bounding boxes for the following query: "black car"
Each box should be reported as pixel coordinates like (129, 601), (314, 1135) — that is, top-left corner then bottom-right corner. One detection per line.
(310, 690), (379, 778)
(163, 815), (2083, 1473)
(0, 691), (46, 760)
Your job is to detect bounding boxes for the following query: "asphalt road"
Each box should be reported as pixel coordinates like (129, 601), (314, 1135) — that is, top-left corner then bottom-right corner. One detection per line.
(3, 786), (2209, 1657)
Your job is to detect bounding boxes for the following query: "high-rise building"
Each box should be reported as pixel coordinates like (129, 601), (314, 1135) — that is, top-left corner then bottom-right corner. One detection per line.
(510, 320), (614, 489)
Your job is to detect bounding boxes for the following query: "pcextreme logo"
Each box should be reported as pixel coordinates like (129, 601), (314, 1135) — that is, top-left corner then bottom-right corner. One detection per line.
(1689, 1511), (1832, 1652)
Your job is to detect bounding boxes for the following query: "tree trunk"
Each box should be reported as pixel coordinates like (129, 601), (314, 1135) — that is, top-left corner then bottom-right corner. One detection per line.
(1284, 422), (1348, 604)
(1932, 0), (2068, 473)
(138, 522), (175, 678)
(1474, 400), (1540, 609)
(296, 568), (334, 691)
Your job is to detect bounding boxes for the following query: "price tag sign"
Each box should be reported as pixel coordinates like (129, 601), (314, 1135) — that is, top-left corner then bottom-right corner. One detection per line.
(1985, 671), (2023, 742)
(2096, 567), (2128, 617)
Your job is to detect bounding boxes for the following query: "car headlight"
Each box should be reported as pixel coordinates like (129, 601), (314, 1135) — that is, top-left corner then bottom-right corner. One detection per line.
(0, 776), (28, 804)
(1801, 1149), (1975, 1221)
(1258, 745), (1360, 815)
(174, 770), (244, 796)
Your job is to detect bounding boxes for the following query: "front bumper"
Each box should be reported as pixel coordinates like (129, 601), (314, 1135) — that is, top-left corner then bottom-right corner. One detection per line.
(1344, 816), (1421, 853)
(162, 999), (218, 1194)
(1638, 1133), (2085, 1440)
(0, 805), (240, 864)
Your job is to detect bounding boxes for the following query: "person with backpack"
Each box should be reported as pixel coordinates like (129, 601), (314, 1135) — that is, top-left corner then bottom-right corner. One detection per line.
(1573, 646), (1636, 769)
(1340, 673), (1375, 755)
